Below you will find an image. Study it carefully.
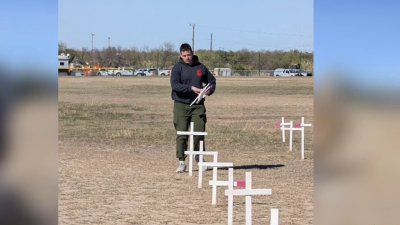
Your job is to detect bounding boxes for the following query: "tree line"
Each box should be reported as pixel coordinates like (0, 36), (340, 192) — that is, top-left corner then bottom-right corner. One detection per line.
(59, 42), (313, 71)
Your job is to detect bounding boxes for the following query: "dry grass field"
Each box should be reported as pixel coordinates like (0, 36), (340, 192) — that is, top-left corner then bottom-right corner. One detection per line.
(59, 76), (313, 225)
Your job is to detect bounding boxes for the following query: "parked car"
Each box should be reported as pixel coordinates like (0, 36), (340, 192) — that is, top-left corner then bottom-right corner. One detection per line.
(134, 68), (158, 76)
(273, 68), (296, 77)
(292, 69), (309, 76)
(96, 69), (110, 76)
(274, 68), (311, 77)
(300, 69), (308, 76)
(158, 69), (171, 76)
(147, 68), (158, 76)
(109, 67), (134, 76)
(134, 69), (146, 76)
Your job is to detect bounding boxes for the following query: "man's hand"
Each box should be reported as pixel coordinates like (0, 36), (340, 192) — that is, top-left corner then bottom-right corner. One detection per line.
(191, 86), (202, 94)
(204, 85), (212, 96)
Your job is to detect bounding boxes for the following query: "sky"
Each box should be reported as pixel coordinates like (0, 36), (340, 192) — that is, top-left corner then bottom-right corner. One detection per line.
(314, 0), (400, 89)
(58, 0), (313, 52)
(0, 0), (57, 75)
(1, 0), (399, 89)
(1, 2), (400, 224)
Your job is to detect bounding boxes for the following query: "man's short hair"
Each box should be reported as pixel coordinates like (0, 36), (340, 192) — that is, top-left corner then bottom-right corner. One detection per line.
(180, 43), (192, 53)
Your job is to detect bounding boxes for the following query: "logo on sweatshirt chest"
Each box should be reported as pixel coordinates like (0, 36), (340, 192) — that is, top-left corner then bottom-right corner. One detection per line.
(196, 69), (203, 77)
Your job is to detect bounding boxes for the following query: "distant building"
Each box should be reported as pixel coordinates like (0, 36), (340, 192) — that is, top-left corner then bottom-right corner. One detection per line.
(213, 68), (232, 76)
(58, 53), (70, 75)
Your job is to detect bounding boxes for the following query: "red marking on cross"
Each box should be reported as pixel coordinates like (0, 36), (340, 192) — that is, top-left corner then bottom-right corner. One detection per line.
(294, 123), (301, 128)
(275, 121), (302, 128)
(236, 180), (246, 188)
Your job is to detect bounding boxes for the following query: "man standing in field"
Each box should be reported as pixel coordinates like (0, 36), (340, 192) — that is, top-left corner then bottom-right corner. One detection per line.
(170, 43), (216, 173)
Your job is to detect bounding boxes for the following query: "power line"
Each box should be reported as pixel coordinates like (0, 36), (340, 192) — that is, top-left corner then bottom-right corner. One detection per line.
(197, 24), (312, 38)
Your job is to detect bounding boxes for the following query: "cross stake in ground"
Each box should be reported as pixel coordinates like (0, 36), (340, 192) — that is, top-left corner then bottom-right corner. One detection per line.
(177, 122), (208, 176)
(225, 168), (272, 225)
(184, 141), (218, 188)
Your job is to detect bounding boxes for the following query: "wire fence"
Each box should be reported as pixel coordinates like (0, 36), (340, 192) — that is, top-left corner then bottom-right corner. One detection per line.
(231, 70), (274, 77)
(214, 69), (313, 77)
(59, 68), (313, 77)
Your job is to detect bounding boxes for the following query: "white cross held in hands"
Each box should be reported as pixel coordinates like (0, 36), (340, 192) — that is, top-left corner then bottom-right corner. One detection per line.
(177, 122), (208, 176)
(190, 83), (211, 106)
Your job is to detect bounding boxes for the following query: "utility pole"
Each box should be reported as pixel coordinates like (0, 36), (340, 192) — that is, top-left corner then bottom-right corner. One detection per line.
(190, 24), (195, 53)
(258, 52), (261, 76)
(91, 33), (95, 53)
(108, 37), (111, 48)
(209, 33), (213, 51)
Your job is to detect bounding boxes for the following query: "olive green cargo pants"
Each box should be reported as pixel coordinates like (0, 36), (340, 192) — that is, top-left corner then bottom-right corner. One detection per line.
(173, 102), (207, 161)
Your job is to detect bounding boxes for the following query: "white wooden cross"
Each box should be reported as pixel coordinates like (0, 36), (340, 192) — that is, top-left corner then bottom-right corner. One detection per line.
(177, 122), (208, 176)
(225, 168), (272, 225)
(184, 141), (217, 188)
(277, 117), (301, 143)
(198, 157), (233, 205)
(288, 117), (312, 160)
(279, 117), (291, 143)
(270, 208), (279, 225)
(208, 170), (245, 205)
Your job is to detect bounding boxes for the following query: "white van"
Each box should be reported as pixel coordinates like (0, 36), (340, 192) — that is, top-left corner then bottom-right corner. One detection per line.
(273, 68), (296, 77)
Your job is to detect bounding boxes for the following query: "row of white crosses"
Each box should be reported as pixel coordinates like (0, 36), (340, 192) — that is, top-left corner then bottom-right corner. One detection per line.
(225, 168), (279, 225)
(277, 117), (312, 160)
(178, 122), (279, 225)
